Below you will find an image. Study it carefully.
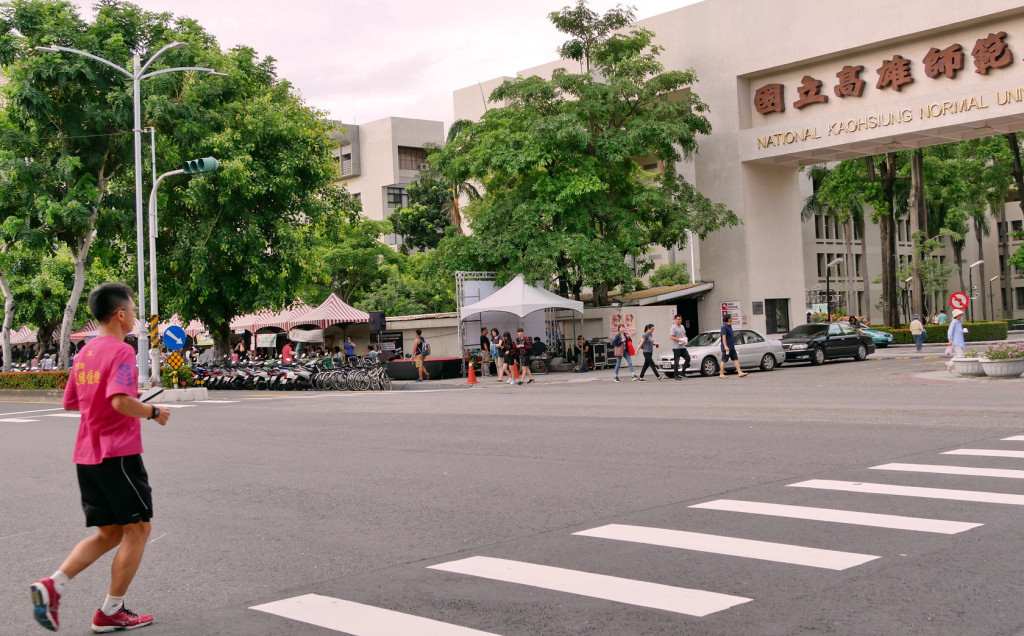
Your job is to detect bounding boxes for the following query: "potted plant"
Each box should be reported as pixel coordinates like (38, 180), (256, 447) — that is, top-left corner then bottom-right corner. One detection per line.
(979, 342), (1024, 378)
(949, 348), (985, 377)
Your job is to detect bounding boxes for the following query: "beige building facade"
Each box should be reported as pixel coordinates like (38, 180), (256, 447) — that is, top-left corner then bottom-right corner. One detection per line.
(331, 117), (445, 246)
(454, 0), (1024, 333)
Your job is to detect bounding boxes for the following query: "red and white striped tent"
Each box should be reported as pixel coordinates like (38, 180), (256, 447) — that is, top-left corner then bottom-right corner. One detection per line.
(10, 325), (38, 345)
(69, 320), (99, 342)
(289, 294), (368, 329)
(251, 300), (312, 331)
(157, 314), (207, 338)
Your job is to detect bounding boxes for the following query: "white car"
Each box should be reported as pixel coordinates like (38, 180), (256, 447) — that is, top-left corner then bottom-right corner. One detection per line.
(658, 329), (786, 377)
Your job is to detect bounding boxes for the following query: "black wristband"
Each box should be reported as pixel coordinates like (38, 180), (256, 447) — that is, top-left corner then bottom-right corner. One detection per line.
(150, 405), (159, 420)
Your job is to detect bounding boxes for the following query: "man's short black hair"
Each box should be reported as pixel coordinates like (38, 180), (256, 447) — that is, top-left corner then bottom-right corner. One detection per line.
(415, 329), (422, 335)
(722, 314), (731, 323)
(88, 283), (134, 323)
(517, 328), (524, 333)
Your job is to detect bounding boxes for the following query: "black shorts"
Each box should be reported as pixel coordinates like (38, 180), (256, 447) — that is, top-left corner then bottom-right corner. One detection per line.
(721, 348), (738, 361)
(77, 455), (153, 527)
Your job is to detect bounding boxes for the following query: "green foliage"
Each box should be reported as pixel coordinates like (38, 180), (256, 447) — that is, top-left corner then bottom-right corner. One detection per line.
(389, 175), (452, 252)
(427, 0), (736, 302)
(0, 370), (69, 390)
(647, 262), (690, 287)
(304, 216), (398, 307)
(161, 364), (194, 388)
(355, 252), (456, 317)
(984, 342), (1024, 360)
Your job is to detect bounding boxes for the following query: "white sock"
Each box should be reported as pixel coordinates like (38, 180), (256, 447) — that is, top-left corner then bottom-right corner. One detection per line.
(50, 570), (69, 595)
(101, 594), (125, 616)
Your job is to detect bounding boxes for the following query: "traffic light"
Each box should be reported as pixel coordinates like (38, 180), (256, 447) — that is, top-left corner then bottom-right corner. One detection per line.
(182, 157), (219, 174)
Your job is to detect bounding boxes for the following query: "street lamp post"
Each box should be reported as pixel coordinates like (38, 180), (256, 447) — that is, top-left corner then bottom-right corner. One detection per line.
(147, 158), (219, 381)
(989, 274), (1000, 322)
(968, 259), (984, 323)
(35, 43), (222, 385)
(825, 257), (844, 320)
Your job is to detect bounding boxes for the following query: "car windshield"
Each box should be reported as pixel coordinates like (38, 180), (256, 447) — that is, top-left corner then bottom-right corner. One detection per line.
(784, 324), (827, 338)
(688, 332), (721, 346)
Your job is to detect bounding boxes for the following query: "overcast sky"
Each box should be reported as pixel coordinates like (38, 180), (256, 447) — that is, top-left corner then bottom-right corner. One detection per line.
(74, 0), (698, 127)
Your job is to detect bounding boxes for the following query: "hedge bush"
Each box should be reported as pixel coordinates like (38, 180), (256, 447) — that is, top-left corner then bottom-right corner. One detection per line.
(161, 365), (195, 388)
(0, 371), (69, 390)
(871, 321), (1007, 343)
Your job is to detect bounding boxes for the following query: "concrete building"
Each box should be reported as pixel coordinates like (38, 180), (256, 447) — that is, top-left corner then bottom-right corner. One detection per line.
(454, 0), (1024, 333)
(331, 117), (445, 246)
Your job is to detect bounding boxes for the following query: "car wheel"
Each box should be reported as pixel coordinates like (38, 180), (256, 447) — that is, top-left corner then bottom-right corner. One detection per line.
(700, 356), (719, 377)
(854, 343), (868, 361)
(810, 346), (825, 365)
(759, 353), (776, 371)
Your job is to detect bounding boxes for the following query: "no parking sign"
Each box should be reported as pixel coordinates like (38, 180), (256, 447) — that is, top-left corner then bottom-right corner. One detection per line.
(949, 291), (969, 311)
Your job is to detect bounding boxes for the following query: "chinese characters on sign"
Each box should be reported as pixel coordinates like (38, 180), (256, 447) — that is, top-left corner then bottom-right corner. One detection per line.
(754, 31), (1015, 115)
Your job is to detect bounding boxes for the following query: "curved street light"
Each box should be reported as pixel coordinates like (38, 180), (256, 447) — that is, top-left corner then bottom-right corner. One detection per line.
(35, 43), (222, 385)
(825, 257), (843, 319)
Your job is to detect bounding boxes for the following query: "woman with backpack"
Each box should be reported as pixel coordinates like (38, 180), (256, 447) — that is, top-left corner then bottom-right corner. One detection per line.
(611, 324), (637, 382)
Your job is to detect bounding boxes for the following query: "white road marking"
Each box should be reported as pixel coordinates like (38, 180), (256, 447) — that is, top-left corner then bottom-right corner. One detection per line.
(690, 499), (981, 534)
(161, 404), (194, 409)
(574, 524), (877, 570)
(250, 594), (500, 635)
(45, 413), (81, 418)
(943, 449), (1024, 459)
(0, 407), (64, 417)
(873, 463), (1024, 479)
(0, 418), (39, 423)
(1001, 436), (1024, 441)
(194, 400), (240, 403)
(427, 556), (750, 617)
(790, 479), (1024, 506)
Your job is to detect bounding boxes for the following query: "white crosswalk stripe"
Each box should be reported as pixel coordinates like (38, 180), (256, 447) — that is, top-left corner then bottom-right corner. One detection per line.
(574, 524), (878, 570)
(943, 448), (1024, 459)
(428, 556), (751, 617)
(872, 462), (1024, 479)
(1000, 435), (1024, 441)
(789, 479), (1024, 505)
(251, 594), (500, 635)
(690, 499), (981, 534)
(0, 418), (39, 423)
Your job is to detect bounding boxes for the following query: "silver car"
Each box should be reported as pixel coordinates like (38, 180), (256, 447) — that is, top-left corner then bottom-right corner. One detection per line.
(658, 329), (786, 377)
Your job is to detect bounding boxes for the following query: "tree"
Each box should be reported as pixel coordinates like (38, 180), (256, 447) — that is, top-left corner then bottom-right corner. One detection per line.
(1, 0), (162, 368)
(355, 252), (456, 317)
(647, 262), (690, 287)
(309, 216), (398, 306)
(134, 21), (360, 355)
(428, 0), (736, 304)
(389, 175), (452, 252)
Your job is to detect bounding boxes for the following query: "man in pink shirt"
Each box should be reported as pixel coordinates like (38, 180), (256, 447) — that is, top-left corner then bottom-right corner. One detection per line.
(30, 283), (170, 633)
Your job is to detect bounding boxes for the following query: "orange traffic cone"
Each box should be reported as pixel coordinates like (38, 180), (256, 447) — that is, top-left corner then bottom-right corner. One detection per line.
(467, 360), (478, 384)
(511, 361), (520, 383)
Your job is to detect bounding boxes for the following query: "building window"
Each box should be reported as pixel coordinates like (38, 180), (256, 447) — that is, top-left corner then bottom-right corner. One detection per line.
(1014, 219), (1024, 235)
(385, 187), (408, 246)
(1017, 287), (1024, 311)
(765, 298), (790, 334)
(398, 146), (428, 171)
(854, 253), (862, 277)
(1002, 287), (1008, 311)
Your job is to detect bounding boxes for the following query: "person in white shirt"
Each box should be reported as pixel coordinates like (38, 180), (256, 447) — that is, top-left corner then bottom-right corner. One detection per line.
(668, 315), (690, 380)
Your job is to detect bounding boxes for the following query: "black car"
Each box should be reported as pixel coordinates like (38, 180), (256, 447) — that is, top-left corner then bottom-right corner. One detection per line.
(781, 322), (875, 365)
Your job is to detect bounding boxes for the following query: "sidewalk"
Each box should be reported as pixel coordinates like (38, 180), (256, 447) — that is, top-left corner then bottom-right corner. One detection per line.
(398, 366), (619, 389)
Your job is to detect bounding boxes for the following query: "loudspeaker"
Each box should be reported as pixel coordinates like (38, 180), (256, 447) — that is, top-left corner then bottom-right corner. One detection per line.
(369, 311), (386, 332)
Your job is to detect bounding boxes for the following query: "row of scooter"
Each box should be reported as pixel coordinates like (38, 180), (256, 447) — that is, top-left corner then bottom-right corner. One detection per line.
(196, 358), (323, 391)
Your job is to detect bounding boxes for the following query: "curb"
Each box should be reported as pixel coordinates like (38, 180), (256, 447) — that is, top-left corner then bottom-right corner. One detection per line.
(152, 387), (208, 402)
(0, 387), (209, 403)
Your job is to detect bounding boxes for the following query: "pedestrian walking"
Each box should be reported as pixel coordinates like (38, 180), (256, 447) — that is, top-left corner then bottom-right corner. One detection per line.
(945, 308), (966, 368)
(668, 315), (690, 380)
(501, 331), (518, 383)
(909, 314), (925, 352)
(30, 283), (171, 633)
(611, 324), (637, 382)
(414, 329), (431, 382)
(637, 323), (662, 381)
(515, 328), (534, 384)
(490, 329), (504, 382)
(479, 328), (491, 376)
(575, 335), (590, 372)
(719, 314), (748, 378)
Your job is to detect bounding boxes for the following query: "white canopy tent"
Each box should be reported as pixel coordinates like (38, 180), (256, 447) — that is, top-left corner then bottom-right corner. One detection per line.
(459, 274), (583, 320)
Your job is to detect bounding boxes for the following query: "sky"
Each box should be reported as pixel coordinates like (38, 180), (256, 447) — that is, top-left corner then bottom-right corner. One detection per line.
(74, 0), (700, 127)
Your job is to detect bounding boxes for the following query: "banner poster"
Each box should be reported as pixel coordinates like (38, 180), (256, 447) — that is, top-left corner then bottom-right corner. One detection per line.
(288, 328), (325, 343)
(196, 332), (214, 346)
(256, 333), (278, 348)
(609, 313), (636, 337)
(371, 330), (404, 355)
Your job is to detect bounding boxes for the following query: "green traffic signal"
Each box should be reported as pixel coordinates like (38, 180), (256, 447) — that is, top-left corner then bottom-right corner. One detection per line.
(182, 157), (220, 174)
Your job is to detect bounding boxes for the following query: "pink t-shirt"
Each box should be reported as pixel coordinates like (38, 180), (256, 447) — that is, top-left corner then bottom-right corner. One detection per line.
(63, 336), (141, 465)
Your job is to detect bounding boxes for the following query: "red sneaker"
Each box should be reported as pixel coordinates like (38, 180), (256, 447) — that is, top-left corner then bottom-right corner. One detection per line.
(30, 577), (60, 631)
(91, 607), (153, 633)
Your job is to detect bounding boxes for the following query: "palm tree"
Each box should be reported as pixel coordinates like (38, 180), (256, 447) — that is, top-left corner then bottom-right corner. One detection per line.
(422, 119), (480, 233)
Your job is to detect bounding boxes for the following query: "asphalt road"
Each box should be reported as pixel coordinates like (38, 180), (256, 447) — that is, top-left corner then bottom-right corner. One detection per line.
(3, 350), (1024, 635)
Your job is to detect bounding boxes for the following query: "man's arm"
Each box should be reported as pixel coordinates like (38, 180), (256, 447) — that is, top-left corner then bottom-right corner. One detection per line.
(110, 394), (170, 426)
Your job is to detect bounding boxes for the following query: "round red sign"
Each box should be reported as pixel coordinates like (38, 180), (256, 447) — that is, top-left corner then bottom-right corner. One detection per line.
(949, 291), (969, 310)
